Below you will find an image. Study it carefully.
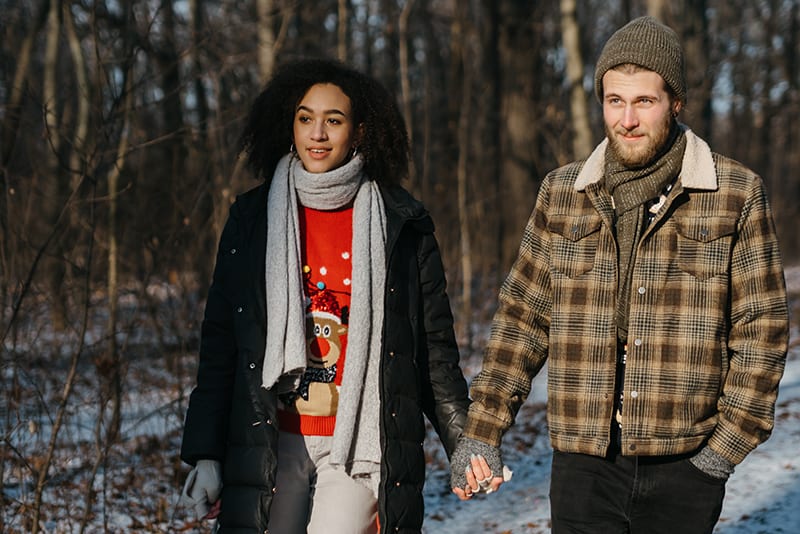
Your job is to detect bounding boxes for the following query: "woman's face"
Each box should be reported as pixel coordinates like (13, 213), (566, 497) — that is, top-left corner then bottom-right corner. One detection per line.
(293, 83), (358, 173)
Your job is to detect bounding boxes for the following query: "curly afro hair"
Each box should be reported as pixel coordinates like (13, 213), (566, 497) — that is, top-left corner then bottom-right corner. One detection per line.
(239, 58), (410, 187)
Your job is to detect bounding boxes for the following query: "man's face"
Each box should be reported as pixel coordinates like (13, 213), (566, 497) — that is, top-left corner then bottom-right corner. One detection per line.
(602, 68), (680, 168)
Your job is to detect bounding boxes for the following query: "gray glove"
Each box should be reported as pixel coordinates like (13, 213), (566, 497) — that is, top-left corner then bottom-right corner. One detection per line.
(689, 446), (735, 480)
(180, 459), (222, 520)
(450, 437), (504, 490)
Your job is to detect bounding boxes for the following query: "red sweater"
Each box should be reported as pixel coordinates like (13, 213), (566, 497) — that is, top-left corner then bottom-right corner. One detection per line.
(277, 205), (353, 435)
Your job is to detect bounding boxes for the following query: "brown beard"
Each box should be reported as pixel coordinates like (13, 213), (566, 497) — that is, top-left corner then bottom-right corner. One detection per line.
(605, 112), (675, 168)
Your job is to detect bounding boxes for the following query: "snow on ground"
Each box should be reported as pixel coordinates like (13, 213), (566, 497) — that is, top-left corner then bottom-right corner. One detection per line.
(422, 265), (800, 533)
(3, 268), (799, 533)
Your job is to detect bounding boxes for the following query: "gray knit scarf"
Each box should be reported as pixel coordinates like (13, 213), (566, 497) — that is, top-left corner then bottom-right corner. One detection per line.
(605, 125), (686, 342)
(262, 153), (386, 496)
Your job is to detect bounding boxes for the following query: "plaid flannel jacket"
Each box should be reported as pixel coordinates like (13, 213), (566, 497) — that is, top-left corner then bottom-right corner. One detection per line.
(465, 129), (789, 465)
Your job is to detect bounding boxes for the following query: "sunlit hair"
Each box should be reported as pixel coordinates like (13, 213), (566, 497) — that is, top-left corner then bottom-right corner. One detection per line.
(239, 58), (409, 186)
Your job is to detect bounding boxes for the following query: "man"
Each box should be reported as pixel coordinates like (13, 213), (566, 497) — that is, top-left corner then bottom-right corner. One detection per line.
(450, 16), (789, 534)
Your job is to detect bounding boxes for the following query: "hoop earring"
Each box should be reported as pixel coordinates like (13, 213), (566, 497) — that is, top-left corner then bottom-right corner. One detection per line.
(289, 143), (296, 154)
(350, 145), (358, 158)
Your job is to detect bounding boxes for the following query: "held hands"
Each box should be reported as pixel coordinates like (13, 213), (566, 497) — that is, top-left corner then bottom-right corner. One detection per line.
(452, 455), (508, 500)
(180, 459), (223, 520)
(450, 437), (512, 501)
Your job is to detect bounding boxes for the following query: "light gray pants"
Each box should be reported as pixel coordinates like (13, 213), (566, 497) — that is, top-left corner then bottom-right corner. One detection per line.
(267, 432), (378, 534)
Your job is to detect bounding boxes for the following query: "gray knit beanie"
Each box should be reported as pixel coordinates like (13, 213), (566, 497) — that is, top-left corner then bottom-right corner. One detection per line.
(594, 16), (686, 104)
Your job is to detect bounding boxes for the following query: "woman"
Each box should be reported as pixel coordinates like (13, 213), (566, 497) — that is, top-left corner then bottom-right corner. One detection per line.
(179, 58), (470, 533)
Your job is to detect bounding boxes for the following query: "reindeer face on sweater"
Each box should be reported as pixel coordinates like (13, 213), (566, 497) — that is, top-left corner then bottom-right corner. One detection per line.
(306, 311), (347, 369)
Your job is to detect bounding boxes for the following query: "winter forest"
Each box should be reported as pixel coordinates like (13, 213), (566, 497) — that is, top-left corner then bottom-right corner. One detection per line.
(2, 0), (800, 532)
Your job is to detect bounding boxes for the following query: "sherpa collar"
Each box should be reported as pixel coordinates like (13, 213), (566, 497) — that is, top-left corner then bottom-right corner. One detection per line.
(575, 125), (717, 192)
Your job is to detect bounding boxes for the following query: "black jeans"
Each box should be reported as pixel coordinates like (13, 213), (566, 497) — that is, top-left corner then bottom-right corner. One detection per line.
(550, 448), (726, 534)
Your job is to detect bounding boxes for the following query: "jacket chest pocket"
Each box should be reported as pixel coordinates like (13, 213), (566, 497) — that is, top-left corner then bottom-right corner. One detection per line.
(547, 214), (602, 278)
(675, 217), (736, 280)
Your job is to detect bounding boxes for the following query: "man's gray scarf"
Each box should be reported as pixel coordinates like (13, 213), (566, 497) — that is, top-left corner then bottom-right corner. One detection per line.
(605, 125), (686, 342)
(262, 153), (386, 496)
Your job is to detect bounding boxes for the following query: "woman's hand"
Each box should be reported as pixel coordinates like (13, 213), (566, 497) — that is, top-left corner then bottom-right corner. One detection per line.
(452, 454), (506, 500)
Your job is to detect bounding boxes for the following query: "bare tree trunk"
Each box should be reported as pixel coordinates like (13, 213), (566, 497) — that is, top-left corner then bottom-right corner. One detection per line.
(497, 0), (541, 270)
(43, 0), (69, 331)
(454, 12), (474, 349)
(257, 0), (278, 83)
(418, 3), (446, 204)
(187, 0), (217, 306)
(646, 0), (668, 20)
(398, 0), (417, 191)
(63, 0), (92, 258)
(783, 2), (800, 258)
(476, 0), (504, 288)
(256, 0), (291, 83)
(338, 0), (348, 61)
(560, 0), (592, 159)
(64, 3), (91, 170)
(668, 0), (712, 138)
(43, 0), (61, 160)
(0, 2), (48, 335)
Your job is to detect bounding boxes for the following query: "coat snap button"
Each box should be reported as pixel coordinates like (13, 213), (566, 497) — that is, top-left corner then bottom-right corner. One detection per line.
(249, 362), (256, 369)
(237, 306), (243, 313)
(230, 248), (237, 254)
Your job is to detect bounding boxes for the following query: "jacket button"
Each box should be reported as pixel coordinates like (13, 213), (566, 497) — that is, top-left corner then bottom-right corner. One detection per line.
(630, 390), (638, 399)
(237, 306), (243, 313)
(633, 338), (642, 347)
(637, 286), (646, 295)
(395, 481), (401, 487)
(249, 362), (256, 369)
(230, 248), (237, 254)
(389, 351), (395, 357)
(391, 412), (397, 417)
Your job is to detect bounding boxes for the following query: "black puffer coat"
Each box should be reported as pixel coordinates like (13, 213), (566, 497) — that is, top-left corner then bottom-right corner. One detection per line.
(181, 182), (469, 533)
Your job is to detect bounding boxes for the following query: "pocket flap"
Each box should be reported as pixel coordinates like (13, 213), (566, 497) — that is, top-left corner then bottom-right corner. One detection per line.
(547, 214), (602, 242)
(675, 217), (736, 243)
